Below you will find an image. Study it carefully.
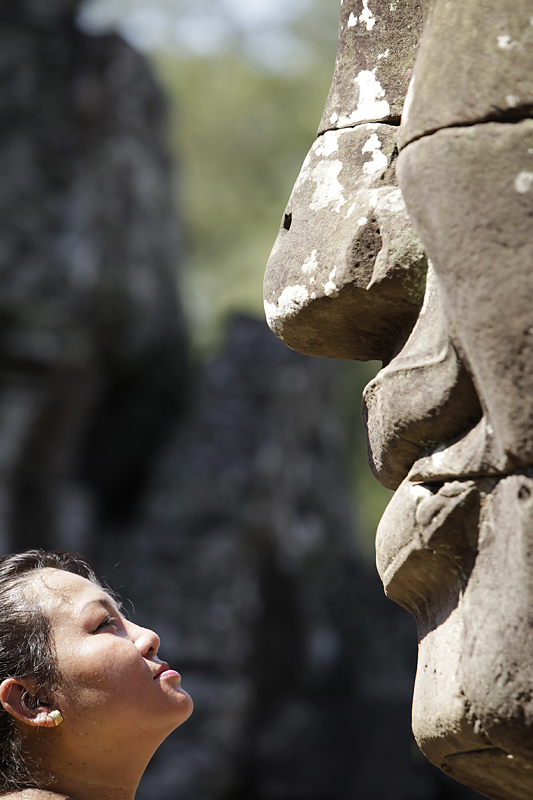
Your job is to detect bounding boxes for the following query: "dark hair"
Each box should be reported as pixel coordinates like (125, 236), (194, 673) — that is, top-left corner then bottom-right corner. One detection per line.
(0, 549), (101, 793)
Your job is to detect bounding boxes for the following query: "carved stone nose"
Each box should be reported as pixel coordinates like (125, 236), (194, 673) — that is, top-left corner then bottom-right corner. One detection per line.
(263, 126), (426, 362)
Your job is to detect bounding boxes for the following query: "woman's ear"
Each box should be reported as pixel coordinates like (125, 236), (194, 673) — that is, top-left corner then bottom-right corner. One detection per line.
(0, 678), (57, 728)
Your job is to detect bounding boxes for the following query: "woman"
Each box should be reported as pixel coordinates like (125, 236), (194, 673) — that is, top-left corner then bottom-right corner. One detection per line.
(0, 549), (193, 799)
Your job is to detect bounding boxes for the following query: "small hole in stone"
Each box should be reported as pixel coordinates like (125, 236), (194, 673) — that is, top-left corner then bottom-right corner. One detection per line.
(283, 212), (292, 231)
(519, 485), (531, 500)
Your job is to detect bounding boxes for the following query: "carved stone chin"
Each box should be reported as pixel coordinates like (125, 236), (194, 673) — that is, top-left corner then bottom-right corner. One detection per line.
(377, 469), (533, 800)
(265, 0), (533, 797)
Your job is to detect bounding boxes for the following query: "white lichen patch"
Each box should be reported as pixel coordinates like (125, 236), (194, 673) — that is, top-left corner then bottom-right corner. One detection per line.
(329, 111), (338, 124)
(348, 12), (357, 26)
(336, 69), (390, 126)
(429, 451), (447, 470)
(264, 284), (310, 332)
(359, 0), (376, 31)
(375, 187), (404, 213)
(497, 34), (517, 50)
(506, 94), (518, 107)
(314, 130), (339, 158)
(515, 171), (533, 193)
(366, 187), (386, 209)
(345, 202), (357, 218)
(409, 483), (433, 502)
(424, 442), (448, 471)
(323, 267), (339, 297)
(310, 160), (346, 213)
(378, 49), (390, 59)
(264, 300), (283, 336)
(362, 132), (388, 174)
(302, 249), (319, 274)
(357, 216), (368, 226)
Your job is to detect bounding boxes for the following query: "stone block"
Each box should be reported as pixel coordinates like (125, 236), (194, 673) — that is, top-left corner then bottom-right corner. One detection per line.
(399, 0), (533, 149)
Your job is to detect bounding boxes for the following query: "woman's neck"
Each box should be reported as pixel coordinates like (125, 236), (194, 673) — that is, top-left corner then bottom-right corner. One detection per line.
(22, 726), (152, 800)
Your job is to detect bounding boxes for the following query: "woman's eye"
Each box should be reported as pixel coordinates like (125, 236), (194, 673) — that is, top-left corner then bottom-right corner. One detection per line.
(93, 615), (117, 633)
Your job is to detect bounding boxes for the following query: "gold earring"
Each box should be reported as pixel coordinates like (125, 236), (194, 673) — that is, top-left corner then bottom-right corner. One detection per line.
(48, 710), (63, 727)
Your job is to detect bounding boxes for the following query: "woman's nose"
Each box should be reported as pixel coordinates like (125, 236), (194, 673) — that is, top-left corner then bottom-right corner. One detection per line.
(131, 622), (160, 657)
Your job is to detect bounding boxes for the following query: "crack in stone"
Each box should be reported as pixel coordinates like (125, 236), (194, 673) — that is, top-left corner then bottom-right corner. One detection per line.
(400, 105), (533, 150)
(318, 115), (402, 139)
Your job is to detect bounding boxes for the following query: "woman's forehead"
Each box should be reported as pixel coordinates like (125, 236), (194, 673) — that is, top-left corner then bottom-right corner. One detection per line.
(27, 568), (110, 611)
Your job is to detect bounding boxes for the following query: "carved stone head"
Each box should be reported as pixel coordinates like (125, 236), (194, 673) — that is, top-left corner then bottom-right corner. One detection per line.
(264, 2), (533, 798)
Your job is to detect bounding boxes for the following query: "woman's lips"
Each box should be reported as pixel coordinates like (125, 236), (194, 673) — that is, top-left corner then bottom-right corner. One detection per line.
(155, 667), (181, 682)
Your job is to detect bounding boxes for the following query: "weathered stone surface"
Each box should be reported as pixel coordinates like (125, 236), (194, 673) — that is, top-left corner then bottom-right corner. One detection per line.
(399, 0), (533, 149)
(376, 469), (533, 799)
(319, 0), (423, 134)
(460, 472), (533, 767)
(363, 263), (481, 489)
(445, 751), (532, 800)
(376, 475), (480, 616)
(266, 0), (533, 797)
(264, 124), (426, 361)
(376, 116), (533, 795)
(398, 119), (533, 473)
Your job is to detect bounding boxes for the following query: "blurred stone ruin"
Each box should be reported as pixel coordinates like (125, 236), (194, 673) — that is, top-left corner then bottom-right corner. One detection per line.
(0, 1), (484, 798)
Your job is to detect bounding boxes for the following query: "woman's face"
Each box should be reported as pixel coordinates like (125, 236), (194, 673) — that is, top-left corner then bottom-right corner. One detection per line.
(29, 568), (193, 745)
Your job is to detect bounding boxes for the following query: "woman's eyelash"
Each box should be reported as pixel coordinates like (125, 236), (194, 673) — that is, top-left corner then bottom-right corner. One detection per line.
(93, 615), (116, 632)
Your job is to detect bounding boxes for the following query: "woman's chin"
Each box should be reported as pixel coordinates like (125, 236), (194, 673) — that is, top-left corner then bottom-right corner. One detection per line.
(172, 686), (194, 724)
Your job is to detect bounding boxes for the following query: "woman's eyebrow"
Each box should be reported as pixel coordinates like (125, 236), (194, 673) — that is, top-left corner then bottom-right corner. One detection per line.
(81, 596), (121, 614)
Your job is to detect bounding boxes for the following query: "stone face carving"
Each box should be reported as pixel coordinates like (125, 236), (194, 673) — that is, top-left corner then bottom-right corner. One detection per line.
(264, 1), (533, 797)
